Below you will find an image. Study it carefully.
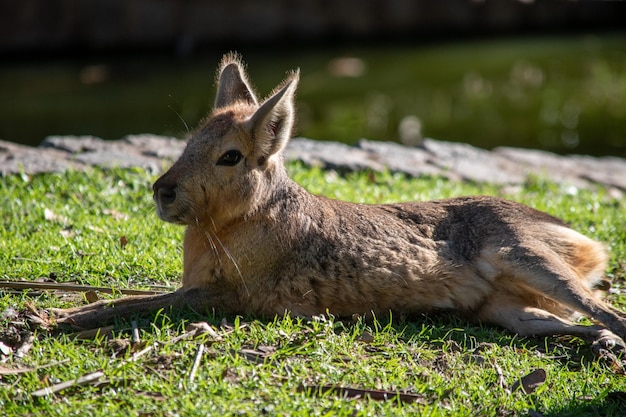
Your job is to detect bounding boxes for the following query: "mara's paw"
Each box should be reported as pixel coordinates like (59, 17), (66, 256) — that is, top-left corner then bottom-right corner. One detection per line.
(47, 301), (114, 329)
(591, 330), (626, 357)
(589, 331), (626, 373)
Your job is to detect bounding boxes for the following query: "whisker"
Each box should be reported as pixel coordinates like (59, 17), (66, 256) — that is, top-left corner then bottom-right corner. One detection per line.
(203, 230), (222, 267)
(206, 215), (249, 297)
(197, 217), (221, 264)
(212, 231), (250, 297)
(209, 216), (218, 233)
(168, 96), (190, 133)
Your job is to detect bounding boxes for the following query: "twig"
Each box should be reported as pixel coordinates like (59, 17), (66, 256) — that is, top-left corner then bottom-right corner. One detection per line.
(125, 326), (210, 364)
(0, 280), (167, 295)
(72, 325), (115, 340)
(492, 360), (510, 394)
(0, 359), (70, 376)
(29, 324), (221, 397)
(189, 344), (205, 383)
(298, 384), (427, 404)
(169, 329), (199, 344)
(129, 343), (157, 362)
(11, 257), (54, 264)
(30, 371), (104, 397)
(131, 320), (140, 345)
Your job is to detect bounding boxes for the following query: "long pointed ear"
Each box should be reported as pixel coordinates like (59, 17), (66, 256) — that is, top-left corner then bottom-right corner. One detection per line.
(247, 70), (299, 164)
(214, 54), (258, 108)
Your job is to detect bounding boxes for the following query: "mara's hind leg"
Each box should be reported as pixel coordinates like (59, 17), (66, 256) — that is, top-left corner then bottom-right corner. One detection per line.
(476, 294), (626, 356)
(486, 237), (626, 342)
(516, 268), (626, 341)
(515, 268), (626, 342)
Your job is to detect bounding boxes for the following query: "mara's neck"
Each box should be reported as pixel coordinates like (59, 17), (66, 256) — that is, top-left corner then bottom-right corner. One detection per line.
(180, 174), (318, 290)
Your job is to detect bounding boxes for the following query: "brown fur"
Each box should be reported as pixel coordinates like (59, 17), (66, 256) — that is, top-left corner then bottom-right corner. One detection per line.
(53, 54), (626, 356)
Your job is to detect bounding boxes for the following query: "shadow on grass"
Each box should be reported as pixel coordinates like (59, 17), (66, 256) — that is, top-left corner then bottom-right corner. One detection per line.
(542, 392), (626, 417)
(39, 304), (626, 416)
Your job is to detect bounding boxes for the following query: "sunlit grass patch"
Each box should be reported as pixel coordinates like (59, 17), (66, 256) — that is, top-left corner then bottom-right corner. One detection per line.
(1, 165), (626, 416)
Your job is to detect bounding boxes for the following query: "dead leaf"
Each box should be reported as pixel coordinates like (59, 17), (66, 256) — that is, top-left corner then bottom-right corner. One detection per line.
(256, 345), (276, 355)
(474, 342), (496, 354)
(43, 208), (56, 221)
(137, 391), (166, 401)
(445, 340), (462, 353)
(85, 290), (100, 303)
(104, 209), (128, 220)
(221, 367), (240, 384)
(186, 322), (222, 340)
(236, 346), (276, 364)
(44, 208), (68, 224)
(0, 341), (12, 356)
(59, 227), (76, 238)
(463, 354), (486, 366)
(73, 325), (115, 340)
(87, 225), (106, 233)
(119, 236), (129, 248)
(358, 331), (375, 344)
(15, 333), (34, 358)
(2, 307), (19, 320)
(108, 338), (131, 357)
(511, 368), (547, 394)
(149, 353), (182, 370)
(492, 360), (509, 394)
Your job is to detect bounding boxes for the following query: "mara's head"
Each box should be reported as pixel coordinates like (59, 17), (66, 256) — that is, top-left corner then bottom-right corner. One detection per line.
(153, 53), (299, 227)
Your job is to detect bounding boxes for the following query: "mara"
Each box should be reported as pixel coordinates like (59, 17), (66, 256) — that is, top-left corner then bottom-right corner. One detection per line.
(54, 53), (626, 358)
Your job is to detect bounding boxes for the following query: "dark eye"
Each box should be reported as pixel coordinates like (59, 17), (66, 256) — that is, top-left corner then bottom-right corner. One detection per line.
(217, 150), (243, 166)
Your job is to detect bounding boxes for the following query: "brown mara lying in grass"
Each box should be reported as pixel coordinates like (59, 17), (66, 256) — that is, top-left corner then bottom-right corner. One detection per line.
(52, 53), (626, 360)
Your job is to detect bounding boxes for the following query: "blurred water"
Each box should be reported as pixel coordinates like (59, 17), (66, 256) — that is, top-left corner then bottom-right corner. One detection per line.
(1, 34), (625, 156)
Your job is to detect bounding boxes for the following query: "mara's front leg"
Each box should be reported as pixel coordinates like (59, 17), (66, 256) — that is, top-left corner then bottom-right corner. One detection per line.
(50, 288), (229, 329)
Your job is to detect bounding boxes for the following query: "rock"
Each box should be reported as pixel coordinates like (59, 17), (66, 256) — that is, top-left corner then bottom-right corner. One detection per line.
(41, 135), (108, 153)
(123, 134), (186, 161)
(21, 134), (185, 174)
(285, 138), (387, 174)
(355, 139), (441, 178)
(493, 147), (626, 191)
(1, 134), (626, 194)
(420, 139), (526, 184)
(0, 139), (85, 175)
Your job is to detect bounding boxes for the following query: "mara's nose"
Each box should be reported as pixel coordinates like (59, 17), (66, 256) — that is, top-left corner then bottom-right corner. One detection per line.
(153, 181), (177, 206)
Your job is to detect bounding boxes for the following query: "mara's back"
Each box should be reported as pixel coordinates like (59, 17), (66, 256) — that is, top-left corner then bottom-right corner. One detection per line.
(224, 187), (577, 318)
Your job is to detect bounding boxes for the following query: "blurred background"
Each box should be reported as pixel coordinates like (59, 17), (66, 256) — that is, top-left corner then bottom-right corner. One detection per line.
(1, 0), (625, 156)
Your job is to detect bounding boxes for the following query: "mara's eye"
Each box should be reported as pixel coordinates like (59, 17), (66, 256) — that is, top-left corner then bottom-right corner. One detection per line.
(217, 150), (243, 166)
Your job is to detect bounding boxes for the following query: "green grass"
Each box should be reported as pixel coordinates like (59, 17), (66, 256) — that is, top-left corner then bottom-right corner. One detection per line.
(2, 164), (626, 416)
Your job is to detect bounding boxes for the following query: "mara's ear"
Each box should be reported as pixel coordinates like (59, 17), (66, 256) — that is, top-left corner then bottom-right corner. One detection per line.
(246, 70), (300, 164)
(214, 54), (258, 108)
